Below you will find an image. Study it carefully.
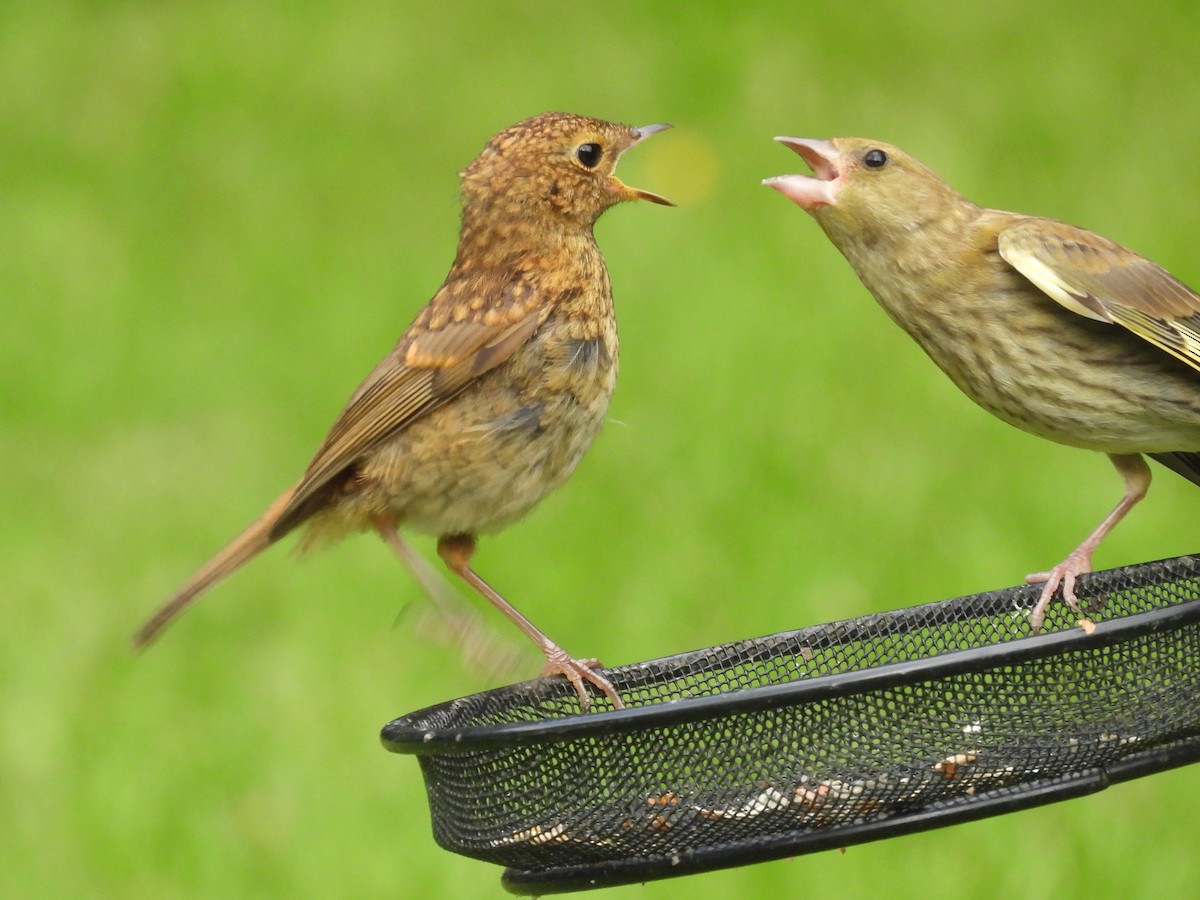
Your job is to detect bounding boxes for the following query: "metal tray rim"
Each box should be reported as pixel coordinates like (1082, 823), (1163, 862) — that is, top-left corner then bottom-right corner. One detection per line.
(382, 555), (1200, 755)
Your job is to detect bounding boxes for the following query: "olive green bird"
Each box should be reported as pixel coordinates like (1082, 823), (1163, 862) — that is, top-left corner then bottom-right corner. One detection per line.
(766, 137), (1200, 631)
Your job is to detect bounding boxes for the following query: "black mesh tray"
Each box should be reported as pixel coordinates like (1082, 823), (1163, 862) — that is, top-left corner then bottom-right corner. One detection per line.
(382, 554), (1200, 894)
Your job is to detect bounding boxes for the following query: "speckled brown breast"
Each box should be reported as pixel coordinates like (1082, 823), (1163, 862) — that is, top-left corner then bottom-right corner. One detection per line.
(304, 297), (616, 540)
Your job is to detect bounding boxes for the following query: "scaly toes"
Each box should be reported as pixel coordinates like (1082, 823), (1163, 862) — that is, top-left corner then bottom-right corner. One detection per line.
(1027, 577), (1059, 634)
(1059, 571), (1083, 615)
(542, 651), (625, 712)
(1025, 556), (1092, 632)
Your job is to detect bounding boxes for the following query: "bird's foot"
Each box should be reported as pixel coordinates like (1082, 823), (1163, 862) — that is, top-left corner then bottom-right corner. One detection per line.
(1025, 549), (1093, 633)
(540, 647), (625, 712)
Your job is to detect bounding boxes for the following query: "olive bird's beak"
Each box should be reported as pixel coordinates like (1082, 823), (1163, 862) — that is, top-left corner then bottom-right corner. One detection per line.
(763, 136), (843, 210)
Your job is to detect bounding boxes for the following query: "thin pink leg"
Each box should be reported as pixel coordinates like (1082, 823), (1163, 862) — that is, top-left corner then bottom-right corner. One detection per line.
(1025, 453), (1150, 632)
(374, 518), (528, 680)
(438, 533), (624, 711)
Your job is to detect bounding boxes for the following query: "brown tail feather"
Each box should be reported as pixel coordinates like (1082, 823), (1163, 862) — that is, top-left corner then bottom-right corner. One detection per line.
(133, 487), (297, 649)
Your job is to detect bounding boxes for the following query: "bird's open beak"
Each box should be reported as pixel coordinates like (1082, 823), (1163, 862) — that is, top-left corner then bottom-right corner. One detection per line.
(763, 137), (842, 210)
(614, 123), (676, 206)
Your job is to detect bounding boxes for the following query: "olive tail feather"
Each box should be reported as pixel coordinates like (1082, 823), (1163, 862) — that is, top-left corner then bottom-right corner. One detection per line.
(133, 487), (297, 649)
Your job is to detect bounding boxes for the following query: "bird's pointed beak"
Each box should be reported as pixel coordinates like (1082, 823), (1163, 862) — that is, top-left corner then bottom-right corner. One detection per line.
(631, 122), (673, 144)
(624, 186), (676, 206)
(614, 123), (676, 207)
(763, 137), (842, 210)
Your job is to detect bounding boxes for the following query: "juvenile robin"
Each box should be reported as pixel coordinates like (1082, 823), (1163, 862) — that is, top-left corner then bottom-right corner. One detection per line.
(766, 137), (1200, 631)
(136, 112), (673, 709)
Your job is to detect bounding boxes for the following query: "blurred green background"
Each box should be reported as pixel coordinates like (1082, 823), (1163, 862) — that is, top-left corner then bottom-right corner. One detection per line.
(6, 0), (1200, 896)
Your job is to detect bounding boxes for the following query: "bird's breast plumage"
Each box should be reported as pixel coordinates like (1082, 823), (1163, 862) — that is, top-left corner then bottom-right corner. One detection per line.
(836, 216), (1200, 454)
(329, 239), (619, 539)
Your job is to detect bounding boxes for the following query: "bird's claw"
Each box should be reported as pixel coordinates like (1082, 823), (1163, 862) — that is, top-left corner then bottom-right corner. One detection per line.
(541, 648), (625, 712)
(1025, 550), (1093, 632)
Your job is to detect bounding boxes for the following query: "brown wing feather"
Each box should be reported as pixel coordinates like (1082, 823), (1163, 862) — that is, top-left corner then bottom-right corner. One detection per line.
(998, 218), (1200, 371)
(269, 276), (545, 539)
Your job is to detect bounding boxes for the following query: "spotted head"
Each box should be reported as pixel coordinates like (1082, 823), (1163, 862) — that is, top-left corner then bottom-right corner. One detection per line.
(459, 112), (673, 229)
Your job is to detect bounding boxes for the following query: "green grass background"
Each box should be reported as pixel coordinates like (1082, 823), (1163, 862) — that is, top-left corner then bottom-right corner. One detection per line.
(6, 1), (1200, 896)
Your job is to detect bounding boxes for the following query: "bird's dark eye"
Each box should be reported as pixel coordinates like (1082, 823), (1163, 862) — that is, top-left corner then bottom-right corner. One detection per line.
(863, 148), (888, 168)
(575, 143), (603, 168)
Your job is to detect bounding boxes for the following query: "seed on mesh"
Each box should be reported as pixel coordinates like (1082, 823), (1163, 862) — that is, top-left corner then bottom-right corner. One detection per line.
(934, 752), (979, 778)
(489, 823), (570, 846)
(695, 785), (792, 820)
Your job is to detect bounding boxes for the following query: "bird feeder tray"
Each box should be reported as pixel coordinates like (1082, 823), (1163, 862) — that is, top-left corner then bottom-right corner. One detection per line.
(382, 554), (1200, 894)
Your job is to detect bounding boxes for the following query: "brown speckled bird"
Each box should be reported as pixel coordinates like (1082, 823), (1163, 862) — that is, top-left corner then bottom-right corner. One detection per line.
(135, 112), (673, 709)
(766, 137), (1200, 632)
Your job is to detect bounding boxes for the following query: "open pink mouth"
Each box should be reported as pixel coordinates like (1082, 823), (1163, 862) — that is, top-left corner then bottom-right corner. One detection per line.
(763, 137), (841, 210)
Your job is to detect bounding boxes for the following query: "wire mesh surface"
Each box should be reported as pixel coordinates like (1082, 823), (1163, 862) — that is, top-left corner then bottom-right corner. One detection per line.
(382, 554), (1200, 893)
